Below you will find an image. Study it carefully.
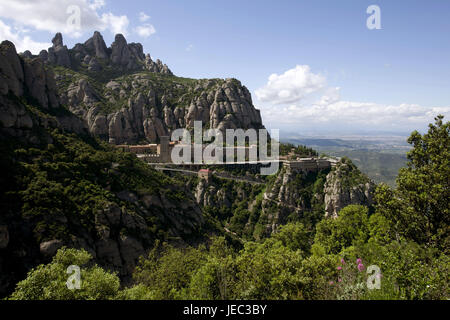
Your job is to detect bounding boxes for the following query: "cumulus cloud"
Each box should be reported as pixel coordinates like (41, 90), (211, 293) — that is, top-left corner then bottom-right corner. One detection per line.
(0, 0), (129, 38)
(256, 65), (450, 132)
(135, 12), (156, 38)
(255, 65), (326, 105)
(101, 12), (129, 36)
(139, 12), (150, 22)
(263, 101), (450, 130)
(0, 19), (51, 54)
(135, 24), (156, 38)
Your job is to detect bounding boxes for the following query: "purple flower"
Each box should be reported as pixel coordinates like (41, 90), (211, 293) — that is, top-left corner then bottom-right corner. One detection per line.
(356, 258), (362, 264)
(337, 266), (342, 271)
(338, 278), (342, 282)
(357, 263), (365, 272)
(329, 281), (334, 285)
(340, 258), (345, 264)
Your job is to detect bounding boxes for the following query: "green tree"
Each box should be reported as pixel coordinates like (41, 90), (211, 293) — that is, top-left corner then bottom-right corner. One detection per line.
(132, 241), (207, 299)
(273, 222), (310, 253)
(187, 237), (239, 300)
(233, 239), (305, 299)
(375, 115), (449, 249)
(313, 205), (370, 254)
(9, 248), (120, 300)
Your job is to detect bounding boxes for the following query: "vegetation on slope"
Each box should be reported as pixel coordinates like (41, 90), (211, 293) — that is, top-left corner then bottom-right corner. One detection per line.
(3, 113), (449, 300)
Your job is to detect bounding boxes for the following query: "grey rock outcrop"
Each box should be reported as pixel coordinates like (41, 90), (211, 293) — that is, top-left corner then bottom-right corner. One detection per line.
(20, 50), (33, 59)
(48, 33), (71, 67)
(111, 34), (132, 67)
(84, 31), (109, 59)
(38, 31), (172, 75)
(255, 158), (374, 237)
(87, 188), (203, 278)
(40, 239), (64, 257)
(0, 40), (24, 96)
(53, 66), (263, 144)
(23, 58), (60, 109)
(0, 41), (87, 138)
(323, 159), (375, 218)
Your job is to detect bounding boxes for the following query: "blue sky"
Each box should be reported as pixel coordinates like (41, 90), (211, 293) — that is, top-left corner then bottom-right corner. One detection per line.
(1, 0), (449, 134)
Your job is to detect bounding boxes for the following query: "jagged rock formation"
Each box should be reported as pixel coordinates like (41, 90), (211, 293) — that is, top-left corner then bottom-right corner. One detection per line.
(0, 40), (86, 139)
(26, 32), (264, 144)
(38, 32), (172, 75)
(47, 33), (71, 68)
(323, 158), (375, 218)
(55, 73), (264, 144)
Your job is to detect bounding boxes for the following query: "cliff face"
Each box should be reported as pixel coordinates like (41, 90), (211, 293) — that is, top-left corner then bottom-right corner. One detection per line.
(323, 158), (375, 218)
(0, 40), (87, 140)
(256, 158), (375, 237)
(24, 32), (264, 144)
(258, 166), (328, 237)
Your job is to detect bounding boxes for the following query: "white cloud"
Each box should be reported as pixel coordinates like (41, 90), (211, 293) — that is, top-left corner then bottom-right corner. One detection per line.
(135, 24), (156, 38)
(101, 12), (129, 36)
(135, 13), (156, 38)
(317, 87), (340, 106)
(186, 44), (193, 52)
(256, 65), (450, 132)
(0, 19), (51, 54)
(262, 100), (450, 132)
(255, 65), (326, 105)
(139, 12), (150, 22)
(0, 0), (129, 38)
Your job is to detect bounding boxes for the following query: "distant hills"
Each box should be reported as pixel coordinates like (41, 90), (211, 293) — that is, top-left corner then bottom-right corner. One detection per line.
(282, 135), (410, 186)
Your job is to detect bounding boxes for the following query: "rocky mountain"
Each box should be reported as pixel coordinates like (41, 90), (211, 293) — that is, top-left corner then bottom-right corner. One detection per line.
(27, 31), (172, 75)
(20, 32), (264, 144)
(0, 40), (205, 295)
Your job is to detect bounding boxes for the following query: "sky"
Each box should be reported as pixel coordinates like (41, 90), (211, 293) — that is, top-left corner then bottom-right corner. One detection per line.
(1, 0), (449, 135)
